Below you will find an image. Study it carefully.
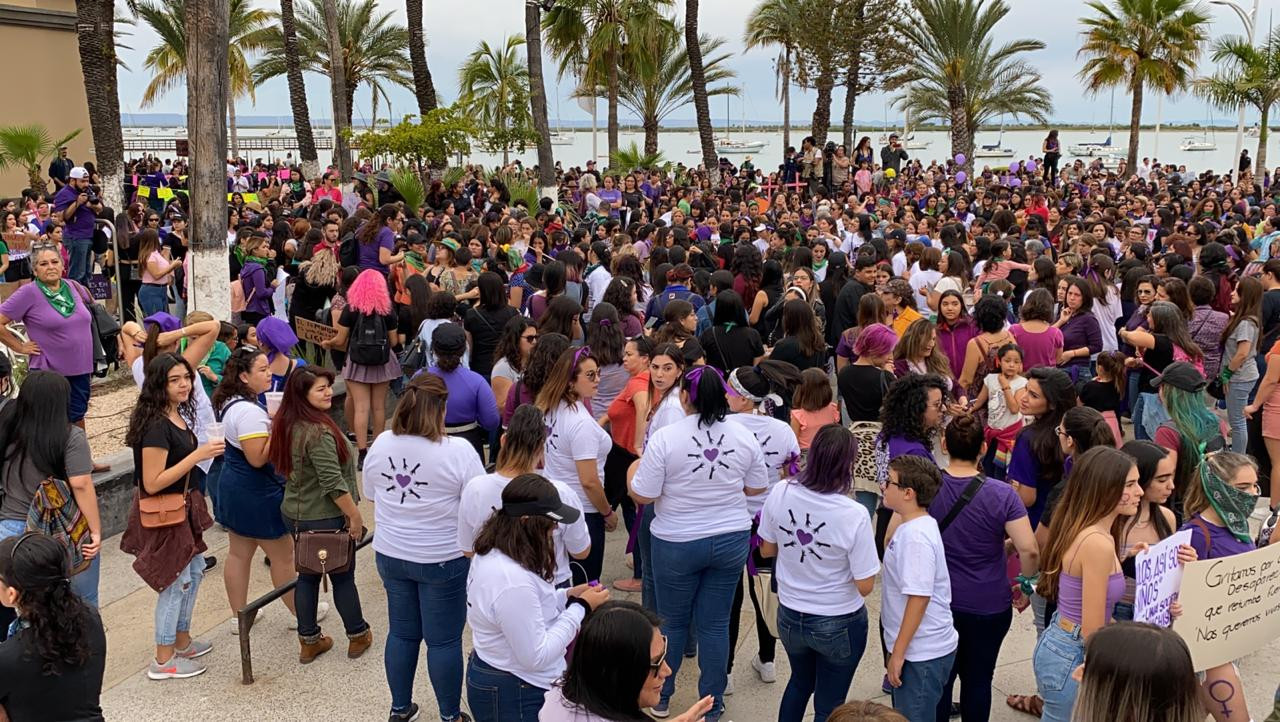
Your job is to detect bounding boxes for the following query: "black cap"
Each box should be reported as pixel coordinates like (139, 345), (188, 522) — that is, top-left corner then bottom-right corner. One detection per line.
(1150, 361), (1206, 392)
(431, 323), (466, 356)
(886, 228), (907, 244)
(501, 485), (581, 524)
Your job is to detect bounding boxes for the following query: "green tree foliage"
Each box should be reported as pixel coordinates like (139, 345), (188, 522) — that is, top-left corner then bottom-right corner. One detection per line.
(456, 35), (540, 165)
(1194, 28), (1280, 171)
(351, 110), (473, 168)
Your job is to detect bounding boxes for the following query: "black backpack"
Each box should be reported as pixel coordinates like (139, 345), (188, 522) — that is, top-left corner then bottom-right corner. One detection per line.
(647, 288), (693, 331)
(338, 231), (359, 268)
(349, 312), (389, 366)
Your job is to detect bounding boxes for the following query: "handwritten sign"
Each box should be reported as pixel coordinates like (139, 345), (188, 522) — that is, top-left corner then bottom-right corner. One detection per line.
(294, 317), (336, 346)
(1172, 540), (1280, 671)
(1134, 530), (1192, 626)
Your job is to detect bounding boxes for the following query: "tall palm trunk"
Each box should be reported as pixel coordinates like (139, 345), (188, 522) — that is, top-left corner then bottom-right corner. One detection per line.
(948, 86), (972, 176)
(525, 0), (556, 197)
(842, 60), (859, 151)
(644, 117), (660, 156)
(321, 0), (352, 179)
(1125, 77), (1144, 179)
(228, 101), (239, 161)
(406, 0), (438, 117)
(687, 0), (718, 186)
(781, 46), (791, 151)
(606, 49), (620, 159)
(1258, 106), (1271, 173)
(281, 0), (319, 178)
(74, 0), (125, 213)
(810, 69), (834, 146)
(187, 0), (232, 320)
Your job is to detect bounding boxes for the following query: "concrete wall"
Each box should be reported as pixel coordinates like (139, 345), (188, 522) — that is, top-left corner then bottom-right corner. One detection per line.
(0, 0), (93, 196)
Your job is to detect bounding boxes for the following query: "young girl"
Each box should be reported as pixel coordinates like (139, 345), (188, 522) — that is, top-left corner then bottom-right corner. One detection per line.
(969, 343), (1027, 480)
(1080, 351), (1125, 445)
(790, 367), (840, 452)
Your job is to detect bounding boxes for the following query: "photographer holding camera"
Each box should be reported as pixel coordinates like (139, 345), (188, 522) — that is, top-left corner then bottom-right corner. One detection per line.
(881, 133), (909, 177)
(52, 167), (102, 286)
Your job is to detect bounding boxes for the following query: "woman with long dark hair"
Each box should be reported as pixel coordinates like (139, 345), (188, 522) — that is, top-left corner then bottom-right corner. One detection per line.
(356, 203), (404, 275)
(542, 600), (713, 722)
(769, 298), (826, 371)
(502, 333), (572, 426)
(586, 302), (628, 412)
(630, 367), (771, 720)
(699, 290), (765, 373)
(121, 353), (222, 680)
(540, 296), (585, 344)
(465, 474), (609, 721)
(1112, 441), (1178, 622)
(267, 366), (371, 664)
(464, 271), (518, 378)
(0, 533), (106, 720)
(490, 316), (537, 416)
(1007, 367), (1077, 527)
(1072, 623), (1202, 722)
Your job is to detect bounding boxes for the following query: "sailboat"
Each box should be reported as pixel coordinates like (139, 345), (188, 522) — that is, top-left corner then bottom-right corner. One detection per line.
(715, 95), (766, 154)
(550, 97), (574, 145)
(1070, 89), (1117, 157)
(975, 120), (1015, 158)
(1179, 105), (1217, 152)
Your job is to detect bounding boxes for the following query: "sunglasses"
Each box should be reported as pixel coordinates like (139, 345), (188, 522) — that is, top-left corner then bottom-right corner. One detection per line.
(521, 333), (538, 343)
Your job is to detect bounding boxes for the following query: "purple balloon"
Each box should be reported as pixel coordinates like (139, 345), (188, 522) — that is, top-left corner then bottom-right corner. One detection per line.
(955, 171), (968, 184)
(1024, 159), (1037, 173)
(1010, 177), (1023, 188)
(954, 153), (967, 166)
(1008, 160), (1020, 173)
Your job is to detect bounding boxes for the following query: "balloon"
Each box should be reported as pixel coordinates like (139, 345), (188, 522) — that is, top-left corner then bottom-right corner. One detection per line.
(954, 153), (967, 166)
(1024, 159), (1037, 173)
(955, 171), (968, 184)
(1008, 160), (1020, 173)
(1010, 177), (1023, 188)
(885, 168), (896, 179)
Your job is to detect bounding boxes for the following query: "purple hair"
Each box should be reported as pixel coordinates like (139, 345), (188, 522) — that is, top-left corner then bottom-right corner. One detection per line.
(853, 323), (897, 359)
(795, 425), (857, 494)
(255, 317), (298, 361)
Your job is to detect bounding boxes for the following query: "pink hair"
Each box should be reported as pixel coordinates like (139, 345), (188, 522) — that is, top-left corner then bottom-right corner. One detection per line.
(854, 323), (897, 358)
(346, 269), (392, 316)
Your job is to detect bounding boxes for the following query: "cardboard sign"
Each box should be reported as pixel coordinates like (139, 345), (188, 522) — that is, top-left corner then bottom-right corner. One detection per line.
(295, 317), (336, 346)
(1134, 530), (1192, 627)
(1172, 540), (1280, 671)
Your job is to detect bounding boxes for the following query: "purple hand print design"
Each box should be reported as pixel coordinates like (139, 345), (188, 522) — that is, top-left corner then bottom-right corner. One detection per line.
(381, 457), (428, 504)
(779, 509), (832, 563)
(687, 430), (736, 479)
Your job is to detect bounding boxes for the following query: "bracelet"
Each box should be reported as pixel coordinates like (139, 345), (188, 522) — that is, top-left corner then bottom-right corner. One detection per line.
(1016, 573), (1040, 596)
(601, 509), (614, 520)
(1222, 368), (1236, 381)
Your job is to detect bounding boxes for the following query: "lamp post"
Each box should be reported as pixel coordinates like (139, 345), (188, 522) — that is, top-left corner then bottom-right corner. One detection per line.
(1213, 0), (1260, 173)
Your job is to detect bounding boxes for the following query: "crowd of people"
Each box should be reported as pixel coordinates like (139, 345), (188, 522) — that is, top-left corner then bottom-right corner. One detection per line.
(0, 131), (1279, 722)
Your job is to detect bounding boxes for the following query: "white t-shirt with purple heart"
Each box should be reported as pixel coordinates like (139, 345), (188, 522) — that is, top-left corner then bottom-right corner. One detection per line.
(542, 400), (613, 511)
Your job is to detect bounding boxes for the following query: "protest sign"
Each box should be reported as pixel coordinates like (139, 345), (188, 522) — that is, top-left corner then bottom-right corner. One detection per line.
(1133, 530), (1191, 626)
(1172, 540), (1280, 671)
(295, 317), (337, 346)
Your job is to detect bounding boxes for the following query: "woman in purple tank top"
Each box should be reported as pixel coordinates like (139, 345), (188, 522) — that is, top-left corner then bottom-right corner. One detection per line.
(1031, 447), (1144, 722)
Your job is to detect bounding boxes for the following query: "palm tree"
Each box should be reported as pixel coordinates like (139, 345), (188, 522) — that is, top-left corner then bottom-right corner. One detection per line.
(744, 0), (799, 151)
(457, 35), (534, 165)
(186, 0), (233, 320)
(894, 0), (1052, 173)
(543, 0), (674, 158)
(609, 142), (668, 172)
(687, 0), (718, 185)
(525, 0), (557, 196)
(252, 0), (413, 129)
(1078, 0), (1211, 177)
(135, 0), (274, 160)
(319, 0), (352, 179)
(1194, 28), (1280, 172)
(74, 0), (125, 212)
(578, 27), (738, 155)
(405, 0), (438, 117)
(281, 0), (319, 178)
(0, 126), (82, 195)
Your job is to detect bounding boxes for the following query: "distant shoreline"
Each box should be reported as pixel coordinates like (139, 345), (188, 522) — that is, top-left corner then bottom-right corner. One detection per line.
(121, 122), (1261, 133)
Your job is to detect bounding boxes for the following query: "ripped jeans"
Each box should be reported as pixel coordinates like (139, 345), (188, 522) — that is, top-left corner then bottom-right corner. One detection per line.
(155, 554), (205, 646)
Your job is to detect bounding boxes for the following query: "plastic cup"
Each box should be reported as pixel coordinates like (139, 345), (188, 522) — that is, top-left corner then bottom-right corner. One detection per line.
(205, 421), (224, 441)
(265, 392), (284, 417)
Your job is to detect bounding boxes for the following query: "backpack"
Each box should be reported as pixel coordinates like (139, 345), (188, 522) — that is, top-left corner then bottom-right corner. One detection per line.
(849, 421), (883, 498)
(338, 231), (359, 268)
(398, 320), (429, 375)
(1171, 344), (1206, 377)
(647, 288), (694, 331)
(348, 312), (389, 366)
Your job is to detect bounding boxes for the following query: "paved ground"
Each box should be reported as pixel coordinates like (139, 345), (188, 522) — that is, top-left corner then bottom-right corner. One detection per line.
(97, 499), (1280, 722)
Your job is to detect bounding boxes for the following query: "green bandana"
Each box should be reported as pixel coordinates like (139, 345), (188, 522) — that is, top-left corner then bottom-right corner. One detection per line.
(38, 280), (75, 318)
(1201, 461), (1259, 544)
(404, 250), (426, 272)
(245, 255), (272, 269)
(813, 259), (828, 272)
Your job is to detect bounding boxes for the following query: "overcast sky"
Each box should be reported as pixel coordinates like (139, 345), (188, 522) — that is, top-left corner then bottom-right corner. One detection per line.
(117, 0), (1280, 127)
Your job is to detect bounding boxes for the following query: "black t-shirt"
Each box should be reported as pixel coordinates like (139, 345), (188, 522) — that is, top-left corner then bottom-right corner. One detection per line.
(837, 364), (895, 422)
(1260, 289), (1280, 351)
(289, 276), (335, 323)
(769, 337), (826, 372)
(133, 417), (198, 496)
(1079, 378), (1122, 412)
(1137, 334), (1174, 390)
(339, 308), (398, 350)
(0, 611), (106, 722)
(464, 305), (519, 378)
(699, 326), (765, 373)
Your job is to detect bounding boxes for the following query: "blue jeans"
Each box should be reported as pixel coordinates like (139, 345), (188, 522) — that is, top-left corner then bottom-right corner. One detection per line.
(639, 503), (656, 610)
(1227, 377), (1255, 454)
(138, 283), (168, 317)
(1033, 613), (1085, 722)
(892, 650), (957, 722)
(651, 529), (750, 717)
(466, 653), (546, 722)
(776, 604), (869, 722)
(66, 236), (93, 286)
(854, 491), (879, 521)
(0, 517), (99, 607)
(286, 515), (368, 640)
(376, 553), (468, 721)
(155, 553), (204, 645)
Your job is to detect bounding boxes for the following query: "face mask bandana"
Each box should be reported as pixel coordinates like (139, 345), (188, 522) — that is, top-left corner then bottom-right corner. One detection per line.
(1201, 461), (1259, 544)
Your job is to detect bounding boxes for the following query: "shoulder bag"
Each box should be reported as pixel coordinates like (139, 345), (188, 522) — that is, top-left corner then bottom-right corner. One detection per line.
(936, 475), (985, 534)
(27, 475), (93, 574)
(138, 472), (190, 529)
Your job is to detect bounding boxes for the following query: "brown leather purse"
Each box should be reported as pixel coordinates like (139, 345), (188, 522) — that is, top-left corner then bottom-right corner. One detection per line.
(290, 472), (354, 592)
(138, 474), (189, 529)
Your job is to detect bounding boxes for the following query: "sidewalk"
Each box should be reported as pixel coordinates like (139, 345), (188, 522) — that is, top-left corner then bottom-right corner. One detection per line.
(98, 500), (1280, 721)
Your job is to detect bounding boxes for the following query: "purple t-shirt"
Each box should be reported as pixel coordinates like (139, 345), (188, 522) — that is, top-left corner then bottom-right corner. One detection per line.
(1181, 514), (1255, 560)
(357, 225), (395, 274)
(1006, 431), (1054, 527)
(1058, 314), (1101, 368)
(929, 473), (1027, 614)
(0, 281), (93, 376)
(1010, 324), (1064, 371)
(937, 319), (979, 379)
(52, 185), (95, 239)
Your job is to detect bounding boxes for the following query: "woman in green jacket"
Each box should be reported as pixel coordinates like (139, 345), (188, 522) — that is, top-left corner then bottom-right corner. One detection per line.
(268, 366), (371, 664)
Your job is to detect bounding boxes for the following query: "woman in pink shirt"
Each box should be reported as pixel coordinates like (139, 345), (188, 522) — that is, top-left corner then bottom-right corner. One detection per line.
(312, 172), (343, 204)
(1010, 288), (1064, 371)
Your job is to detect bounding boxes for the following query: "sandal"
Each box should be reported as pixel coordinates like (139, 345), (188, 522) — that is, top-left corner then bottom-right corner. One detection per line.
(1006, 694), (1043, 717)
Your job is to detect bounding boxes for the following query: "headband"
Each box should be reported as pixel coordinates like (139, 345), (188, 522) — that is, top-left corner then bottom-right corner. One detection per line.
(728, 367), (784, 409)
(572, 345), (593, 367)
(685, 366), (725, 404)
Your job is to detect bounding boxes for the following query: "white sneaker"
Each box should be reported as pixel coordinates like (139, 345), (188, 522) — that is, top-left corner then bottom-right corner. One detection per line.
(289, 601), (330, 630)
(724, 671), (734, 695)
(752, 655), (776, 683)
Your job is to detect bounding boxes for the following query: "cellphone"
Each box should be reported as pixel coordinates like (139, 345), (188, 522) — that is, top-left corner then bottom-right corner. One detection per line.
(644, 317), (659, 330)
